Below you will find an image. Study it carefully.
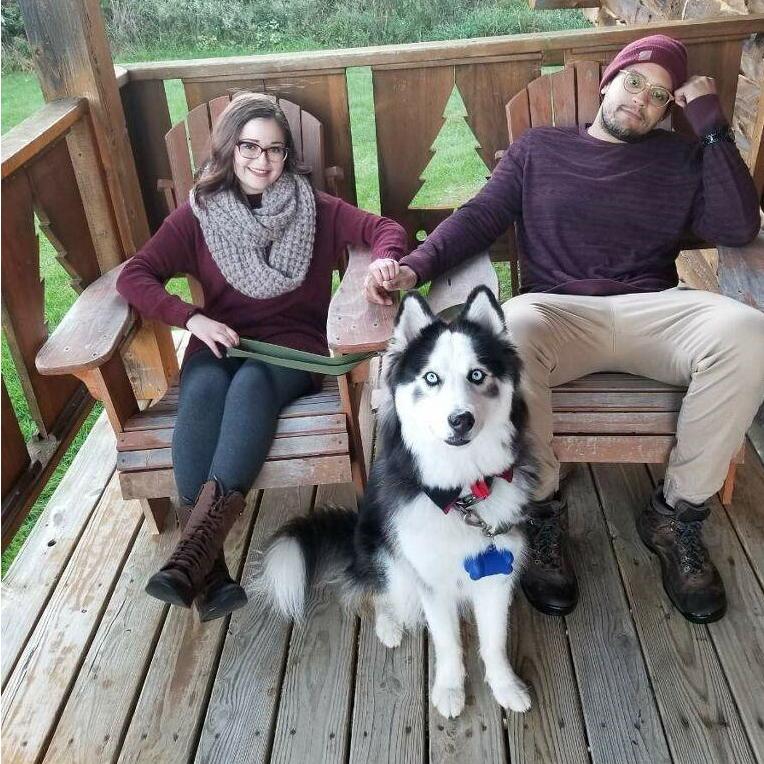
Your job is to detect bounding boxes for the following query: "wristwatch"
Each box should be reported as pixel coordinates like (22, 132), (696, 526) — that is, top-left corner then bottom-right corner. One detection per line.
(701, 125), (735, 147)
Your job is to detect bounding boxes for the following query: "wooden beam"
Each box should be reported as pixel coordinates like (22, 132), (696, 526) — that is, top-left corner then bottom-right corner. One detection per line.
(122, 16), (763, 80)
(18, 0), (150, 255)
(1, 98), (87, 180)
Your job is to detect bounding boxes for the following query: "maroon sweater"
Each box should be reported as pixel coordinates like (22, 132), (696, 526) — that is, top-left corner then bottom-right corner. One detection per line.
(401, 95), (760, 295)
(117, 191), (408, 363)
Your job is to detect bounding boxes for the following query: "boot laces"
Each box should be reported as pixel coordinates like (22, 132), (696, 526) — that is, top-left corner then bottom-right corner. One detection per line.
(171, 494), (229, 568)
(528, 516), (562, 569)
(672, 520), (708, 575)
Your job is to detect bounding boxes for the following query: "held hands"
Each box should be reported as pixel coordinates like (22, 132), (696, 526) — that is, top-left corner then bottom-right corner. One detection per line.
(363, 258), (418, 305)
(186, 313), (239, 359)
(674, 76), (716, 109)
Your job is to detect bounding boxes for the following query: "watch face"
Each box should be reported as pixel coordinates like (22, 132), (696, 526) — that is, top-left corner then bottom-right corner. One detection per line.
(703, 126), (735, 146)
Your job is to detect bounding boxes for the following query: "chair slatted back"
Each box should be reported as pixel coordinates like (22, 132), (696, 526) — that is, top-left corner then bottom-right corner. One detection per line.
(162, 93), (331, 213)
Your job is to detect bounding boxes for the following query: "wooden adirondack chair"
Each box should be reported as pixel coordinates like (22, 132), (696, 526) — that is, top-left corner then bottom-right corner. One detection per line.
(36, 96), (369, 535)
(327, 61), (744, 506)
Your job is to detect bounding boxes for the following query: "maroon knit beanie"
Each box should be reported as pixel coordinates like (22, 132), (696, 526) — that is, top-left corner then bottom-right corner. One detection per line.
(600, 34), (688, 92)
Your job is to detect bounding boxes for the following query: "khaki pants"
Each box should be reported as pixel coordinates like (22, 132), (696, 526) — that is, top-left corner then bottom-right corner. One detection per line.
(502, 287), (764, 506)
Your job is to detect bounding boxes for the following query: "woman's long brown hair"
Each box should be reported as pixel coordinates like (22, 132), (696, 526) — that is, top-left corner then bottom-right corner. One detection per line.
(193, 92), (310, 206)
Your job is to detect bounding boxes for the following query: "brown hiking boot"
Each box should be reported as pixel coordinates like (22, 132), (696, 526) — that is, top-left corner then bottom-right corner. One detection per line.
(172, 502), (248, 622)
(521, 493), (579, 616)
(145, 480), (246, 608)
(637, 484), (726, 623)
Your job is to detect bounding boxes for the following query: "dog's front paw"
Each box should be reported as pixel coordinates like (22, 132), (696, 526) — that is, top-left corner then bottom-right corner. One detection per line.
(488, 673), (531, 713)
(431, 682), (466, 718)
(375, 613), (403, 648)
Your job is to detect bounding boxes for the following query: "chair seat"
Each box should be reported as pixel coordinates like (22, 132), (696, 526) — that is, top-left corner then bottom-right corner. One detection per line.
(116, 378), (353, 499)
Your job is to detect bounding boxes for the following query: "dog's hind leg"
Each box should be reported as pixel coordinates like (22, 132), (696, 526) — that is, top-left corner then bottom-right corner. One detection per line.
(471, 579), (531, 713)
(421, 590), (466, 718)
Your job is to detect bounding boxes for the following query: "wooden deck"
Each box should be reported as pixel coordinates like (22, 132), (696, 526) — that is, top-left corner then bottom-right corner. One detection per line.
(3, 394), (764, 763)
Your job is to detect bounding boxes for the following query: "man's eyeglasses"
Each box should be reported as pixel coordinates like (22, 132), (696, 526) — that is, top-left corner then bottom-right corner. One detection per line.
(620, 70), (675, 109)
(236, 141), (288, 163)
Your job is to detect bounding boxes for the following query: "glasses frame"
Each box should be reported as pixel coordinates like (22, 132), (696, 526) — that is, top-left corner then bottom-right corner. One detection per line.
(236, 140), (288, 163)
(619, 69), (675, 109)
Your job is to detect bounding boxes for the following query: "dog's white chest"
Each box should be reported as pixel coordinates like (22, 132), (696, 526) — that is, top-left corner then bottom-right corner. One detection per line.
(391, 491), (525, 591)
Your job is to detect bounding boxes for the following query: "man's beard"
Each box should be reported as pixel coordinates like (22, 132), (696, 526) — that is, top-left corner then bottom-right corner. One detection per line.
(599, 107), (646, 143)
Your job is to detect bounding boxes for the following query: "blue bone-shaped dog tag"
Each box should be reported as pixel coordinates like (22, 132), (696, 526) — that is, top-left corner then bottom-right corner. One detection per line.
(463, 544), (514, 580)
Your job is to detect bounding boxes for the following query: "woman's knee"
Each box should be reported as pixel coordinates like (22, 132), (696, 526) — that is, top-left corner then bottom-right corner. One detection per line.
(180, 362), (233, 406)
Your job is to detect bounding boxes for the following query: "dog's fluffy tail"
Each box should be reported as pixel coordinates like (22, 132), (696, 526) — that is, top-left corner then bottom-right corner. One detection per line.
(254, 506), (361, 622)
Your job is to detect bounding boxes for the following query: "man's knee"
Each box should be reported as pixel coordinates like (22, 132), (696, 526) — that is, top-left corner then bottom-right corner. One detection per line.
(502, 296), (548, 349)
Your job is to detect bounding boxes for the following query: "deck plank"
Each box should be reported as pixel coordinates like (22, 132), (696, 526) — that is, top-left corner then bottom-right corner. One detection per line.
(195, 486), (313, 763)
(648, 464), (764, 761)
(592, 463), (755, 764)
(507, 596), (589, 763)
(43, 520), (181, 763)
(564, 466), (671, 764)
(1, 413), (116, 688)
(428, 619), (507, 763)
(116, 491), (259, 764)
(721, 441), (764, 588)
(270, 482), (358, 764)
(349, 617), (426, 764)
(1, 476), (142, 763)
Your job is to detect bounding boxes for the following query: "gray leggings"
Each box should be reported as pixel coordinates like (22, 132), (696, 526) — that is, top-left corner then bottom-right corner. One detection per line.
(172, 347), (314, 503)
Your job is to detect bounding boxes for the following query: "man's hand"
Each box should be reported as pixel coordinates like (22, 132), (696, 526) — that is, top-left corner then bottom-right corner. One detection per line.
(674, 76), (716, 108)
(363, 258), (417, 305)
(186, 313), (239, 358)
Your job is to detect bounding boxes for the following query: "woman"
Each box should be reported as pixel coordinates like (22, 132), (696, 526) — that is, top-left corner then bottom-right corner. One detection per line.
(117, 93), (408, 622)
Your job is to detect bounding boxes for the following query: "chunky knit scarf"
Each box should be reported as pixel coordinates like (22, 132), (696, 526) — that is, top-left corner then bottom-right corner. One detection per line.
(190, 172), (316, 299)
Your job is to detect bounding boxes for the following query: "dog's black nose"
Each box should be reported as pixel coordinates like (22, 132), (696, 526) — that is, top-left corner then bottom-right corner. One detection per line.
(448, 411), (475, 435)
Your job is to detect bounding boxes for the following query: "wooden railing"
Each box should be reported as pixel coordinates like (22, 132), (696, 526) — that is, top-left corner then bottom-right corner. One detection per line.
(119, 15), (764, 251)
(1, 98), (123, 548)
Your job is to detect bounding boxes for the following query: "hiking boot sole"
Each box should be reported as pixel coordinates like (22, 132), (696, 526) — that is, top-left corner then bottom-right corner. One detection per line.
(196, 585), (248, 623)
(145, 572), (194, 608)
(521, 582), (579, 617)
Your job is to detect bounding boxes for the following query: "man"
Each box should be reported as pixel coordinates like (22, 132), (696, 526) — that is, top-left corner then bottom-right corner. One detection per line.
(364, 35), (764, 623)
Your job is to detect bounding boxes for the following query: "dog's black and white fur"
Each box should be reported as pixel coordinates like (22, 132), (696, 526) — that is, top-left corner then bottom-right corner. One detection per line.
(256, 286), (536, 718)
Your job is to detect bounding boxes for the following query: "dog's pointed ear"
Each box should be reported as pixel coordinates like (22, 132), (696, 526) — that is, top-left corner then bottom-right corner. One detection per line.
(392, 292), (436, 348)
(461, 286), (506, 336)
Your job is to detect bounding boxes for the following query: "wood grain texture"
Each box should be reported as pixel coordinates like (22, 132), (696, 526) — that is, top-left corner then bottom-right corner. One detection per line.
(648, 463), (764, 761)
(507, 596), (589, 764)
(1, 476), (141, 763)
(1, 380), (29, 500)
(270, 482), (358, 764)
(717, 228), (764, 313)
(593, 463), (754, 764)
(42, 520), (181, 763)
(349, 618), (426, 764)
(564, 466), (671, 763)
(195, 487), (312, 764)
(1, 97), (87, 180)
(1, 412), (116, 688)
(428, 619), (507, 764)
(116, 490), (259, 764)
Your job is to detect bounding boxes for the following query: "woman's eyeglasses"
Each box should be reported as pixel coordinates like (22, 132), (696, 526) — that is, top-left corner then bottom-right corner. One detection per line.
(236, 141), (288, 163)
(620, 70), (675, 109)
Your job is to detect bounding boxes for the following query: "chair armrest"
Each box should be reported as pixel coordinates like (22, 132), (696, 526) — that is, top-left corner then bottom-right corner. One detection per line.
(327, 245), (397, 354)
(36, 262), (136, 376)
(717, 226), (764, 312)
(427, 251), (499, 320)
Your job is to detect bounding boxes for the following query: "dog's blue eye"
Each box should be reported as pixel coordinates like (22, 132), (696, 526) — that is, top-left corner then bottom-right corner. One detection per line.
(423, 371), (440, 386)
(469, 369), (486, 384)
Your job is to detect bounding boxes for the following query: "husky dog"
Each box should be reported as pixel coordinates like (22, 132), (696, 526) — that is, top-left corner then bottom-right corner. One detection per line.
(256, 286), (536, 718)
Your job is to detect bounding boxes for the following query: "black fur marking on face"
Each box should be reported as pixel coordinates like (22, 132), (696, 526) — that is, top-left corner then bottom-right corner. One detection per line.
(484, 381), (500, 398)
(386, 321), (447, 388)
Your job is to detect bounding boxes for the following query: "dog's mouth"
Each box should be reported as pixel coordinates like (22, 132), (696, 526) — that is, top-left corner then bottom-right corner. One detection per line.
(445, 435), (472, 447)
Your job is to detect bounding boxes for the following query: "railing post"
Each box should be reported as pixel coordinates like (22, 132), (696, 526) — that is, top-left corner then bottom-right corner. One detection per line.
(18, 0), (179, 398)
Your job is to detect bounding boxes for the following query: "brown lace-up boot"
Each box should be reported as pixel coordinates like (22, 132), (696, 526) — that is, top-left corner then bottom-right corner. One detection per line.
(637, 484), (726, 623)
(173, 503), (248, 622)
(521, 493), (579, 616)
(145, 479), (246, 608)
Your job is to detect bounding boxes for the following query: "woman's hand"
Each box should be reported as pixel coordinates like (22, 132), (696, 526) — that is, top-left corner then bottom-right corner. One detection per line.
(186, 313), (239, 359)
(363, 258), (417, 305)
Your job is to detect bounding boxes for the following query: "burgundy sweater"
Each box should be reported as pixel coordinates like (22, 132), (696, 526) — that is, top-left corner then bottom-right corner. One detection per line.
(400, 94), (760, 295)
(117, 191), (408, 363)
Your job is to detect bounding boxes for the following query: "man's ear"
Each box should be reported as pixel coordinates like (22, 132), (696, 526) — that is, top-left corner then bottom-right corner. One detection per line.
(391, 292), (436, 349)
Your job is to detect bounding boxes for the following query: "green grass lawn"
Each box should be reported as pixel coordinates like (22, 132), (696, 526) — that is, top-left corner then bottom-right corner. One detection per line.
(1, 29), (573, 571)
